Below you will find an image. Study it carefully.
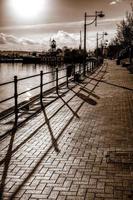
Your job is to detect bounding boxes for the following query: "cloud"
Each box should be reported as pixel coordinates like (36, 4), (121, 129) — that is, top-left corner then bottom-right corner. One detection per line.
(0, 21), (83, 32)
(0, 28), (117, 51)
(52, 30), (78, 48)
(0, 31), (80, 50)
(0, 33), (7, 44)
(0, 32), (41, 46)
(109, 0), (122, 5)
(0, 16), (123, 36)
(19, 38), (40, 45)
(0, 33), (19, 44)
(0, 32), (46, 51)
(110, 1), (117, 5)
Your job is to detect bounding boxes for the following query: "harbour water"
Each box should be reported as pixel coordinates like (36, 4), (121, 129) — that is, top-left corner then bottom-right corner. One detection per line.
(0, 63), (67, 112)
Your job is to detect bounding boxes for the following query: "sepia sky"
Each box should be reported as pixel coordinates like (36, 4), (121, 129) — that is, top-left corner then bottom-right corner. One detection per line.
(0, 0), (132, 51)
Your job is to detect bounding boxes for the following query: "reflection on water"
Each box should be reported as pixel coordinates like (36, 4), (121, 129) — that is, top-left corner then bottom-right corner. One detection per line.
(25, 90), (32, 101)
(0, 63), (51, 83)
(0, 63), (62, 112)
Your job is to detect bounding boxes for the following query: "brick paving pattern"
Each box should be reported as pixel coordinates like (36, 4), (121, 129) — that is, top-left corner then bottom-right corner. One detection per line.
(0, 60), (133, 200)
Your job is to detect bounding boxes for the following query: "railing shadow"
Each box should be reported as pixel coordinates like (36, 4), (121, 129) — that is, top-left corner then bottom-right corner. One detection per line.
(0, 86), (76, 166)
(0, 63), (107, 199)
(76, 93), (97, 105)
(0, 63), (100, 141)
(40, 102), (60, 153)
(8, 96), (84, 200)
(0, 127), (17, 200)
(80, 87), (100, 99)
(88, 77), (133, 92)
(57, 94), (80, 119)
(0, 85), (79, 199)
(68, 64), (106, 105)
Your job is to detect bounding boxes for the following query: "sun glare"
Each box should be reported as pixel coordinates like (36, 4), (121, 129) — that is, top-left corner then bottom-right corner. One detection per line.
(10, 0), (45, 20)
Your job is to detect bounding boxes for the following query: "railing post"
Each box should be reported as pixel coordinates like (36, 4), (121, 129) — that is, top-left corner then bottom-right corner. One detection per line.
(89, 62), (91, 72)
(94, 62), (98, 68)
(92, 61), (94, 71)
(40, 71), (43, 103)
(79, 63), (81, 74)
(66, 66), (69, 88)
(87, 62), (89, 73)
(73, 64), (76, 81)
(14, 76), (18, 128)
(56, 67), (59, 95)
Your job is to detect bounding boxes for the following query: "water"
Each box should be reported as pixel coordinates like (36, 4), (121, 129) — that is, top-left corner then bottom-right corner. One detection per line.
(0, 63), (67, 113)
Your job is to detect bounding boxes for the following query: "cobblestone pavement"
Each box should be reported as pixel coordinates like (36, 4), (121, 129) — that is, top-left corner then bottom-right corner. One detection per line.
(0, 60), (133, 200)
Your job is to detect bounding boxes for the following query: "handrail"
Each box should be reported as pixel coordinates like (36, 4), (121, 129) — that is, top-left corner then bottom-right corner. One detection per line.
(0, 80), (14, 87)
(18, 70), (56, 81)
(0, 60), (96, 124)
(0, 95), (14, 104)
(0, 66), (68, 119)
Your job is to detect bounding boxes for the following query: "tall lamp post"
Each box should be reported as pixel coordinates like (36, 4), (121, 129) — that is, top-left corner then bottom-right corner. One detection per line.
(96, 32), (108, 61)
(83, 11), (105, 76)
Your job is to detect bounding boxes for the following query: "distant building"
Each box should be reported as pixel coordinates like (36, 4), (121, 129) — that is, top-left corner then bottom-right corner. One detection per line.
(50, 39), (56, 52)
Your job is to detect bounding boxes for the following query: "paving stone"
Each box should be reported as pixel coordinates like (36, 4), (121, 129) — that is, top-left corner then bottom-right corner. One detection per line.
(0, 61), (133, 199)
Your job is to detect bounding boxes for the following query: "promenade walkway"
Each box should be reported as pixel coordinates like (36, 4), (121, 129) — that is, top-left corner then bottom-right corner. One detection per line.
(0, 60), (133, 200)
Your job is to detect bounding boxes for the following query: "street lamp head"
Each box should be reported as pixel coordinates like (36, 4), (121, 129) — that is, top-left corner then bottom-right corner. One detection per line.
(104, 32), (108, 36)
(98, 11), (105, 18)
(98, 13), (105, 18)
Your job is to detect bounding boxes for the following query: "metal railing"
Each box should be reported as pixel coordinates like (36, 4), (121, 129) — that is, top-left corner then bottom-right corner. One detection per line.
(0, 60), (97, 139)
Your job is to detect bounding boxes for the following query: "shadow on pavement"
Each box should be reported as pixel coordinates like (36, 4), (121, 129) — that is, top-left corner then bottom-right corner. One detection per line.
(0, 127), (17, 200)
(8, 100), (83, 200)
(80, 87), (100, 99)
(69, 69), (105, 106)
(76, 93), (97, 105)
(127, 65), (133, 74)
(0, 64), (107, 199)
(58, 94), (80, 118)
(41, 102), (60, 153)
(89, 77), (133, 92)
(0, 86), (80, 199)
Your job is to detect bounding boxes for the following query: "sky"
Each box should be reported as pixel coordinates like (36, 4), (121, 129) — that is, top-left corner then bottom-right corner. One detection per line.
(0, 0), (132, 51)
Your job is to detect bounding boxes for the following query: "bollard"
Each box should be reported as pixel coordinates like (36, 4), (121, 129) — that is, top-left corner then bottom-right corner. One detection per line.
(14, 76), (18, 127)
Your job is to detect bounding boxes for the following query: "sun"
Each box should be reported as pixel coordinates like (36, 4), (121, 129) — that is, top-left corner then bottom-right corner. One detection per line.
(10, 0), (45, 20)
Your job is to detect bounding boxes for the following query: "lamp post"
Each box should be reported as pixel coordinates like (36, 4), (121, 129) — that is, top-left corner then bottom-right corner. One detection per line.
(79, 30), (82, 51)
(83, 11), (105, 76)
(96, 32), (108, 61)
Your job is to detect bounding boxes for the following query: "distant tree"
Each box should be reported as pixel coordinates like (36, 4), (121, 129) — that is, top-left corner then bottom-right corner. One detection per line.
(107, 4), (133, 58)
(116, 7), (133, 47)
(56, 48), (62, 54)
(107, 38), (122, 58)
(63, 48), (84, 63)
